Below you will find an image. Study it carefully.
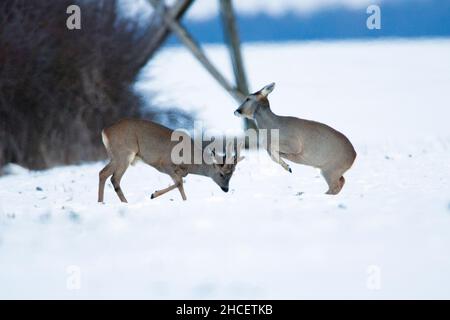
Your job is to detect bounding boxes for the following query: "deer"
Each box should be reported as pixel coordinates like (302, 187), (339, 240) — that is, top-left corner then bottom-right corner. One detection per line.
(234, 83), (356, 195)
(98, 119), (244, 203)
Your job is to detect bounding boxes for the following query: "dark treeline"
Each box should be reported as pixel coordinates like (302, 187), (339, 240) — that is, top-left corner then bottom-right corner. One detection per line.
(0, 0), (193, 170)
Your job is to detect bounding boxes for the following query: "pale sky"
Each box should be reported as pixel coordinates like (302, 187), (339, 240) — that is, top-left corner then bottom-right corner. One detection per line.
(184, 0), (385, 20)
(126, 0), (385, 20)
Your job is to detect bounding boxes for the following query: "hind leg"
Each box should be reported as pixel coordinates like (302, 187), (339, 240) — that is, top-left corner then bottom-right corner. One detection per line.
(322, 168), (346, 195)
(111, 161), (131, 203)
(98, 161), (115, 203)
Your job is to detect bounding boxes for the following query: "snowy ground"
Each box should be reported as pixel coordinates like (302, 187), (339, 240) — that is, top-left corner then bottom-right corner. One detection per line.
(1, 39), (450, 299)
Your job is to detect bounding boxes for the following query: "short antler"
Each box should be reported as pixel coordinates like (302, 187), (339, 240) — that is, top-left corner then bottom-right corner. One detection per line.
(225, 141), (234, 164)
(225, 141), (245, 164)
(236, 141), (245, 163)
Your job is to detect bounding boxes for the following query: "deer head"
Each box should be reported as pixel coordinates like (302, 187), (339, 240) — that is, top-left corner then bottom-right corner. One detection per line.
(234, 83), (275, 120)
(209, 141), (245, 192)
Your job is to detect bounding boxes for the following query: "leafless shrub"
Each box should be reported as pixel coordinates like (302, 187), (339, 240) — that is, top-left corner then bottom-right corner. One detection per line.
(0, 0), (193, 170)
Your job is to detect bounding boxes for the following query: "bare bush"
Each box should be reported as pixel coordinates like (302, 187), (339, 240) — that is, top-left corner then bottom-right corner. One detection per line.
(0, 0), (193, 170)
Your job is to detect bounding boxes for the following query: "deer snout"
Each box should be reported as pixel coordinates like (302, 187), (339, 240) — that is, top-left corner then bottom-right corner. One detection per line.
(234, 109), (242, 117)
(221, 186), (229, 193)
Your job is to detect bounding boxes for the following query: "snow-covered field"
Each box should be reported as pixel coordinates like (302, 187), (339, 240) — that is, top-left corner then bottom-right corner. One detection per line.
(1, 39), (450, 299)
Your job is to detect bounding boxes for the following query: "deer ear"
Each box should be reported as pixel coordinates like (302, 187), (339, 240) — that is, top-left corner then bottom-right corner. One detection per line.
(236, 156), (245, 163)
(260, 82), (275, 97)
(210, 148), (226, 165)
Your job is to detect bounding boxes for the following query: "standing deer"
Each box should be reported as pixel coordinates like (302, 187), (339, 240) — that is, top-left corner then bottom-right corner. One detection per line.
(234, 83), (356, 195)
(98, 119), (243, 203)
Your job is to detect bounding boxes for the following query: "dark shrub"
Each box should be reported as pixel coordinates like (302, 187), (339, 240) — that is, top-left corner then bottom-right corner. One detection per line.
(0, 0), (193, 170)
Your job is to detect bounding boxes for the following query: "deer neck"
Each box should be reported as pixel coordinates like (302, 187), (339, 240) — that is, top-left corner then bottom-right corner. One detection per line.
(254, 105), (278, 129)
(186, 162), (214, 178)
(176, 140), (212, 178)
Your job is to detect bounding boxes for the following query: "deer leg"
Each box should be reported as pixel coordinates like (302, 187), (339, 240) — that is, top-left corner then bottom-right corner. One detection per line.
(322, 168), (345, 195)
(150, 182), (179, 199)
(268, 148), (292, 173)
(98, 161), (115, 203)
(111, 162), (130, 203)
(177, 181), (187, 201)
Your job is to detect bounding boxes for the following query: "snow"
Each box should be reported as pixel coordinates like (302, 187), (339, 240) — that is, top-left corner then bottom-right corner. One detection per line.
(1, 39), (450, 299)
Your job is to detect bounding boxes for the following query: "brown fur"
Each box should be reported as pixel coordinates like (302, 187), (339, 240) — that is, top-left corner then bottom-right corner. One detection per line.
(235, 83), (356, 195)
(98, 119), (243, 203)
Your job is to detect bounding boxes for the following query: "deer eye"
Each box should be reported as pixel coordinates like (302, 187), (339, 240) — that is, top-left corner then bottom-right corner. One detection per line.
(220, 173), (225, 178)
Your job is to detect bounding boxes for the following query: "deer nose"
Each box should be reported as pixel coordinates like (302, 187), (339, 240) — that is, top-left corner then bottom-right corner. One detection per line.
(221, 186), (229, 193)
(234, 110), (241, 117)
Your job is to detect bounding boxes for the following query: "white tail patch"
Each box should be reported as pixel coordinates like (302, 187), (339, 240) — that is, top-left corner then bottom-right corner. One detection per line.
(101, 130), (109, 149)
(131, 155), (141, 166)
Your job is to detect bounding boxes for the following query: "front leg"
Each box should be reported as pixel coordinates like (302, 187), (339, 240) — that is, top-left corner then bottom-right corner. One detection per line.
(151, 183), (179, 199)
(173, 169), (188, 201)
(151, 174), (188, 200)
(268, 148), (292, 173)
(177, 182), (187, 201)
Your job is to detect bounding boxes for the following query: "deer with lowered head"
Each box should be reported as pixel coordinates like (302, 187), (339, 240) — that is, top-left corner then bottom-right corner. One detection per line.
(98, 119), (244, 203)
(234, 83), (356, 195)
